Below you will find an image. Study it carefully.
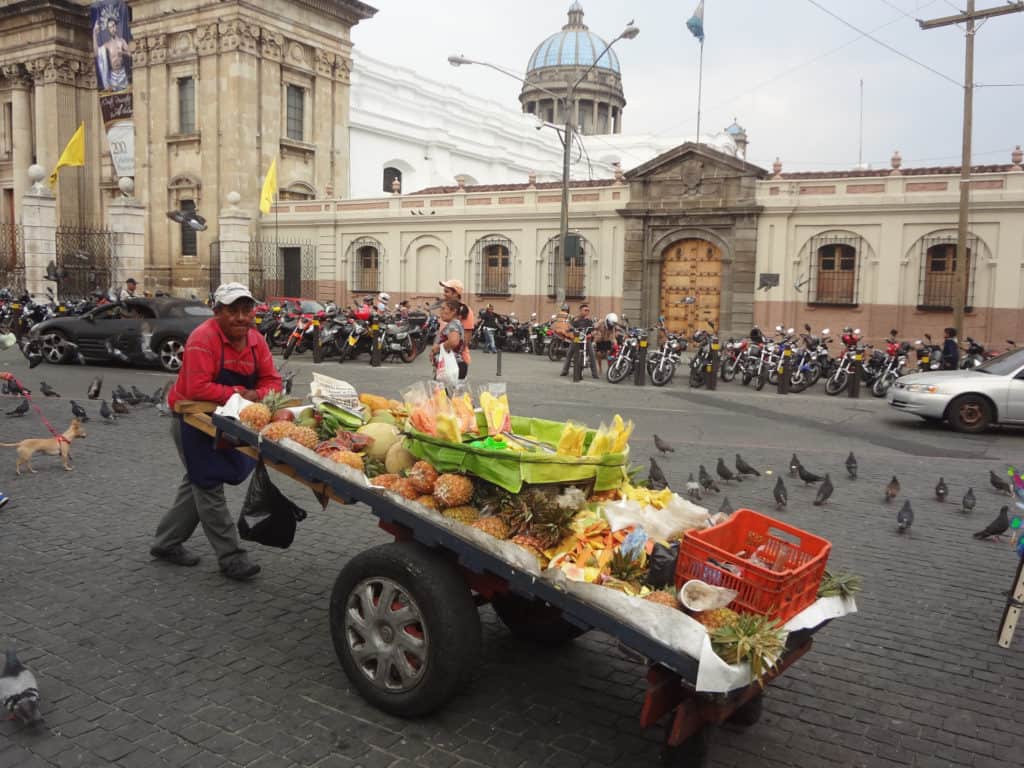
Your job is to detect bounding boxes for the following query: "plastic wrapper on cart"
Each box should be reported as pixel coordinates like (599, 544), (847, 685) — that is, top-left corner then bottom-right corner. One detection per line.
(403, 414), (629, 494)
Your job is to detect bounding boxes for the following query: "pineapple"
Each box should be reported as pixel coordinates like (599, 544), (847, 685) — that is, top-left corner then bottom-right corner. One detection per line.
(240, 402), (272, 430)
(511, 533), (549, 568)
(710, 613), (787, 683)
(470, 516), (511, 540)
(371, 473), (401, 489)
(391, 478), (421, 500)
(433, 474), (474, 509)
(415, 495), (440, 510)
(695, 607), (740, 632)
(260, 421), (295, 441)
(325, 450), (364, 471)
(407, 461), (439, 495)
(290, 425), (319, 450)
(442, 505), (481, 525)
(644, 588), (681, 610)
(262, 390), (291, 413)
(608, 550), (647, 588)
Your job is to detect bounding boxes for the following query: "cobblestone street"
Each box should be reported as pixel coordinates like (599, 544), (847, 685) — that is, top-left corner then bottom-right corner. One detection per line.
(1, 351), (1022, 768)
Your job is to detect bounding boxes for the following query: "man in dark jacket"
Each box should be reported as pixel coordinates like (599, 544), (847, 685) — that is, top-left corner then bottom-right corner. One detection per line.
(941, 327), (960, 370)
(560, 303), (598, 379)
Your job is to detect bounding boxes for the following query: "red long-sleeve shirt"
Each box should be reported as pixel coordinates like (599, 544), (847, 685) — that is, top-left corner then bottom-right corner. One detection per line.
(168, 318), (282, 409)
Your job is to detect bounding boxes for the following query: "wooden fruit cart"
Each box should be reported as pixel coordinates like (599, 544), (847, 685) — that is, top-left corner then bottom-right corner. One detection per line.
(181, 404), (833, 767)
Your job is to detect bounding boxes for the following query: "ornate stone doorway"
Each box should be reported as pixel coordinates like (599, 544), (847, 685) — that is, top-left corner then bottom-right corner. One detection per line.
(659, 239), (721, 333)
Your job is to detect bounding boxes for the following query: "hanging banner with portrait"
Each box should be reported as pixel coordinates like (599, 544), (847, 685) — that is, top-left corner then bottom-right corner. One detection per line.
(91, 0), (134, 178)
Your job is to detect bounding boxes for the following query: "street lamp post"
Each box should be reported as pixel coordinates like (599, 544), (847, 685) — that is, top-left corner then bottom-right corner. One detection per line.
(449, 20), (637, 303)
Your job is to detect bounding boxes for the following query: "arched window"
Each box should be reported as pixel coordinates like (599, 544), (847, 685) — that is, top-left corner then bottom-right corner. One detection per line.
(918, 234), (977, 309)
(279, 181), (316, 201)
(347, 237), (384, 294)
(807, 232), (862, 305)
(383, 167), (402, 194)
(545, 234), (590, 299)
(471, 235), (514, 296)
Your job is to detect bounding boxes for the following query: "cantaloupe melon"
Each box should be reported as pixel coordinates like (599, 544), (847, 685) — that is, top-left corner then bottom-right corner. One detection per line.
(384, 440), (416, 474)
(356, 422), (401, 460)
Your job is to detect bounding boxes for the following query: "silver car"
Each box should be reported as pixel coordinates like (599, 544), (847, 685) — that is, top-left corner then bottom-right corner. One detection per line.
(887, 348), (1024, 432)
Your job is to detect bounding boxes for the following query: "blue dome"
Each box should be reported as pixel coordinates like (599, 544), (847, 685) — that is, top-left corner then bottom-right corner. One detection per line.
(527, 3), (621, 74)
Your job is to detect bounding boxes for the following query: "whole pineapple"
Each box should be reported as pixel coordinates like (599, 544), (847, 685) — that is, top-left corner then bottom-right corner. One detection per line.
(608, 550), (647, 589)
(407, 461), (439, 495)
(442, 505), (481, 525)
(240, 402), (272, 430)
(433, 474), (474, 509)
(523, 488), (579, 549)
(371, 473), (401, 489)
(511, 533), (549, 568)
(390, 478), (421, 500)
(290, 425), (319, 450)
(260, 421), (295, 441)
(470, 516), (510, 540)
(415, 495), (440, 510)
(326, 450), (364, 471)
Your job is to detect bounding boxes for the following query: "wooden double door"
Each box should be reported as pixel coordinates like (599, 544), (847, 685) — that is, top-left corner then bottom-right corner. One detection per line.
(659, 239), (721, 334)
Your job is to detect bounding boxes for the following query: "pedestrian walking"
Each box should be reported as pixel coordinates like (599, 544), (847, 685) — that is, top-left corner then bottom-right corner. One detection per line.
(432, 299), (468, 383)
(479, 303), (499, 353)
(941, 327), (960, 370)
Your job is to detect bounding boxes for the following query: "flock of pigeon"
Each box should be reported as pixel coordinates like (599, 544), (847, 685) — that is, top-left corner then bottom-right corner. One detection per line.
(3, 376), (171, 422)
(648, 434), (1014, 541)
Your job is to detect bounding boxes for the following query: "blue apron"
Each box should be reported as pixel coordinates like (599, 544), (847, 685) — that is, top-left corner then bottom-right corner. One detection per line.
(178, 345), (258, 489)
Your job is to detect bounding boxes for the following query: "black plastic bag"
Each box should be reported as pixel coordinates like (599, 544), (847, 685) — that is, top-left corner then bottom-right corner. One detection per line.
(237, 461), (308, 549)
(646, 541), (680, 589)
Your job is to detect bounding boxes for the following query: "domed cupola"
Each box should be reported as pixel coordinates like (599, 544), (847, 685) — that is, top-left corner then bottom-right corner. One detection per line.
(519, 2), (626, 135)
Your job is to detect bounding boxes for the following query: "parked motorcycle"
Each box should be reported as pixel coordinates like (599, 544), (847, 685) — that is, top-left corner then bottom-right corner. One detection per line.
(871, 330), (912, 397)
(606, 327), (643, 383)
(824, 328), (864, 395)
(647, 322), (687, 387)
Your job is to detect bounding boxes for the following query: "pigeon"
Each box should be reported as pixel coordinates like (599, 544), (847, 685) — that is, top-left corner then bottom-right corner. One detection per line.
(69, 400), (89, 421)
(27, 345), (43, 368)
(685, 473), (702, 501)
(961, 487), (976, 514)
(813, 474), (834, 506)
(845, 451), (858, 480)
(99, 400), (116, 423)
(87, 376), (102, 400)
(773, 476), (788, 509)
(6, 398), (29, 417)
(131, 385), (149, 404)
(735, 453), (760, 477)
(151, 385), (166, 405)
(716, 457), (741, 483)
(39, 381), (59, 397)
(897, 500), (914, 534)
(105, 338), (129, 363)
(111, 396), (130, 415)
(885, 475), (900, 503)
(698, 464), (720, 494)
(989, 470), (1012, 496)
(648, 457), (668, 491)
(797, 464), (823, 485)
(113, 384), (131, 401)
(0, 649), (42, 725)
(155, 398), (171, 417)
(973, 506), (1010, 540)
(789, 453), (801, 477)
(935, 477), (949, 503)
(718, 496), (733, 516)
(653, 434), (675, 455)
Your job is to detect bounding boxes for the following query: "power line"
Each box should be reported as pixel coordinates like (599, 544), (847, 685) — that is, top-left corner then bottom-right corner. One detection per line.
(806, 0), (963, 87)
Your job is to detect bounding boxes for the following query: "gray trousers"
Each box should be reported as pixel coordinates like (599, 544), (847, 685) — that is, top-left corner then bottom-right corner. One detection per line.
(152, 418), (246, 567)
(561, 340), (599, 378)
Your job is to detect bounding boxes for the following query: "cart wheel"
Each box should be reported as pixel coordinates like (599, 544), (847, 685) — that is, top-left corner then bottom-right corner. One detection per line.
(727, 692), (764, 727)
(329, 541), (481, 717)
(661, 724), (709, 768)
(491, 593), (586, 647)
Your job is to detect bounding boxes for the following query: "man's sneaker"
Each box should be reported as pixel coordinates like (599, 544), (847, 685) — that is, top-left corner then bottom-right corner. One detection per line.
(149, 544), (200, 566)
(0, 492), (9, 508)
(222, 556), (261, 581)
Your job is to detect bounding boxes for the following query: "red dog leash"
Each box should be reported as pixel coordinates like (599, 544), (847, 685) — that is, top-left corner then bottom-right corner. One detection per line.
(1, 372), (69, 444)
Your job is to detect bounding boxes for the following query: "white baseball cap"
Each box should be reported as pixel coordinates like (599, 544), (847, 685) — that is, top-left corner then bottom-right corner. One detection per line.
(213, 282), (255, 307)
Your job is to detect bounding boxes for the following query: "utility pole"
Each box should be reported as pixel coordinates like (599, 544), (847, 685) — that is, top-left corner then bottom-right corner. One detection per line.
(918, 1), (1024, 334)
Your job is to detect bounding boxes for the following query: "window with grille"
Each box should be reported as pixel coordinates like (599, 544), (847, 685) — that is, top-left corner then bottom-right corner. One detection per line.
(546, 235), (588, 299)
(918, 235), (976, 310)
(286, 85), (304, 141)
(178, 77), (195, 134)
(348, 237), (383, 293)
(383, 167), (402, 193)
(180, 199), (197, 257)
(472, 236), (514, 296)
(807, 233), (861, 305)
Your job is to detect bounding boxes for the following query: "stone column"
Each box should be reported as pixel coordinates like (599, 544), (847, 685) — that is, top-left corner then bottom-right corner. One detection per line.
(218, 192), (251, 288)
(9, 76), (32, 222)
(21, 165), (56, 299)
(108, 178), (146, 290)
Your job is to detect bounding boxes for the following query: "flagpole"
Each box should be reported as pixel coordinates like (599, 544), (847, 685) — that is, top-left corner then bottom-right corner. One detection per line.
(695, 40), (704, 146)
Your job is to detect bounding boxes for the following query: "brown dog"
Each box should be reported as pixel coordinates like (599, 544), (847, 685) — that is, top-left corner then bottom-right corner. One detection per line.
(0, 418), (87, 475)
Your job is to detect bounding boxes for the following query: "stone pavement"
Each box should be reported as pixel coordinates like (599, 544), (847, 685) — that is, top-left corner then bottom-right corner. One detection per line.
(1, 349), (1023, 767)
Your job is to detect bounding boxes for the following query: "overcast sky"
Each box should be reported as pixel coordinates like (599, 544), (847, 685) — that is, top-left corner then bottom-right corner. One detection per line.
(352, 0), (1023, 172)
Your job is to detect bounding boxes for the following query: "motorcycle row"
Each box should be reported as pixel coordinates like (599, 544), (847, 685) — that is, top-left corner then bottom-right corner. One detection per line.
(0, 287), (105, 342)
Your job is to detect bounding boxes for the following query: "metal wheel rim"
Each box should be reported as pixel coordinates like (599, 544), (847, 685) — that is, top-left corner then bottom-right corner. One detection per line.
(345, 577), (428, 694)
(41, 332), (68, 363)
(958, 401), (984, 427)
(160, 339), (184, 370)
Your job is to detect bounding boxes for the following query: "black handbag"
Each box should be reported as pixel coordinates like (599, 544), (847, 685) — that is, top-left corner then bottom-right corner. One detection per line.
(237, 461), (308, 549)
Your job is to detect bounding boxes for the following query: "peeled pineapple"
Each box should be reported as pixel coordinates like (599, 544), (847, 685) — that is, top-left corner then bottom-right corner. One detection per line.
(390, 478), (421, 500)
(470, 516), (510, 540)
(695, 607), (740, 632)
(433, 473), (474, 509)
(240, 403), (272, 430)
(644, 589), (681, 610)
(442, 505), (481, 525)
(324, 450), (364, 471)
(407, 461), (439, 495)
(415, 495), (440, 510)
(371, 473), (401, 489)
(260, 421), (295, 441)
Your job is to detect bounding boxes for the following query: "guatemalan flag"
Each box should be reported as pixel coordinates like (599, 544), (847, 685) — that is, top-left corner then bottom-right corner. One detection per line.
(687, 1), (705, 43)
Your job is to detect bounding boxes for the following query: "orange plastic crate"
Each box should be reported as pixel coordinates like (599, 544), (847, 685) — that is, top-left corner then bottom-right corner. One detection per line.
(676, 509), (831, 623)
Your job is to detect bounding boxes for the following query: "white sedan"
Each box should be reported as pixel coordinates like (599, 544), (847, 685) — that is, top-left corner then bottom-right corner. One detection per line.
(887, 348), (1024, 433)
